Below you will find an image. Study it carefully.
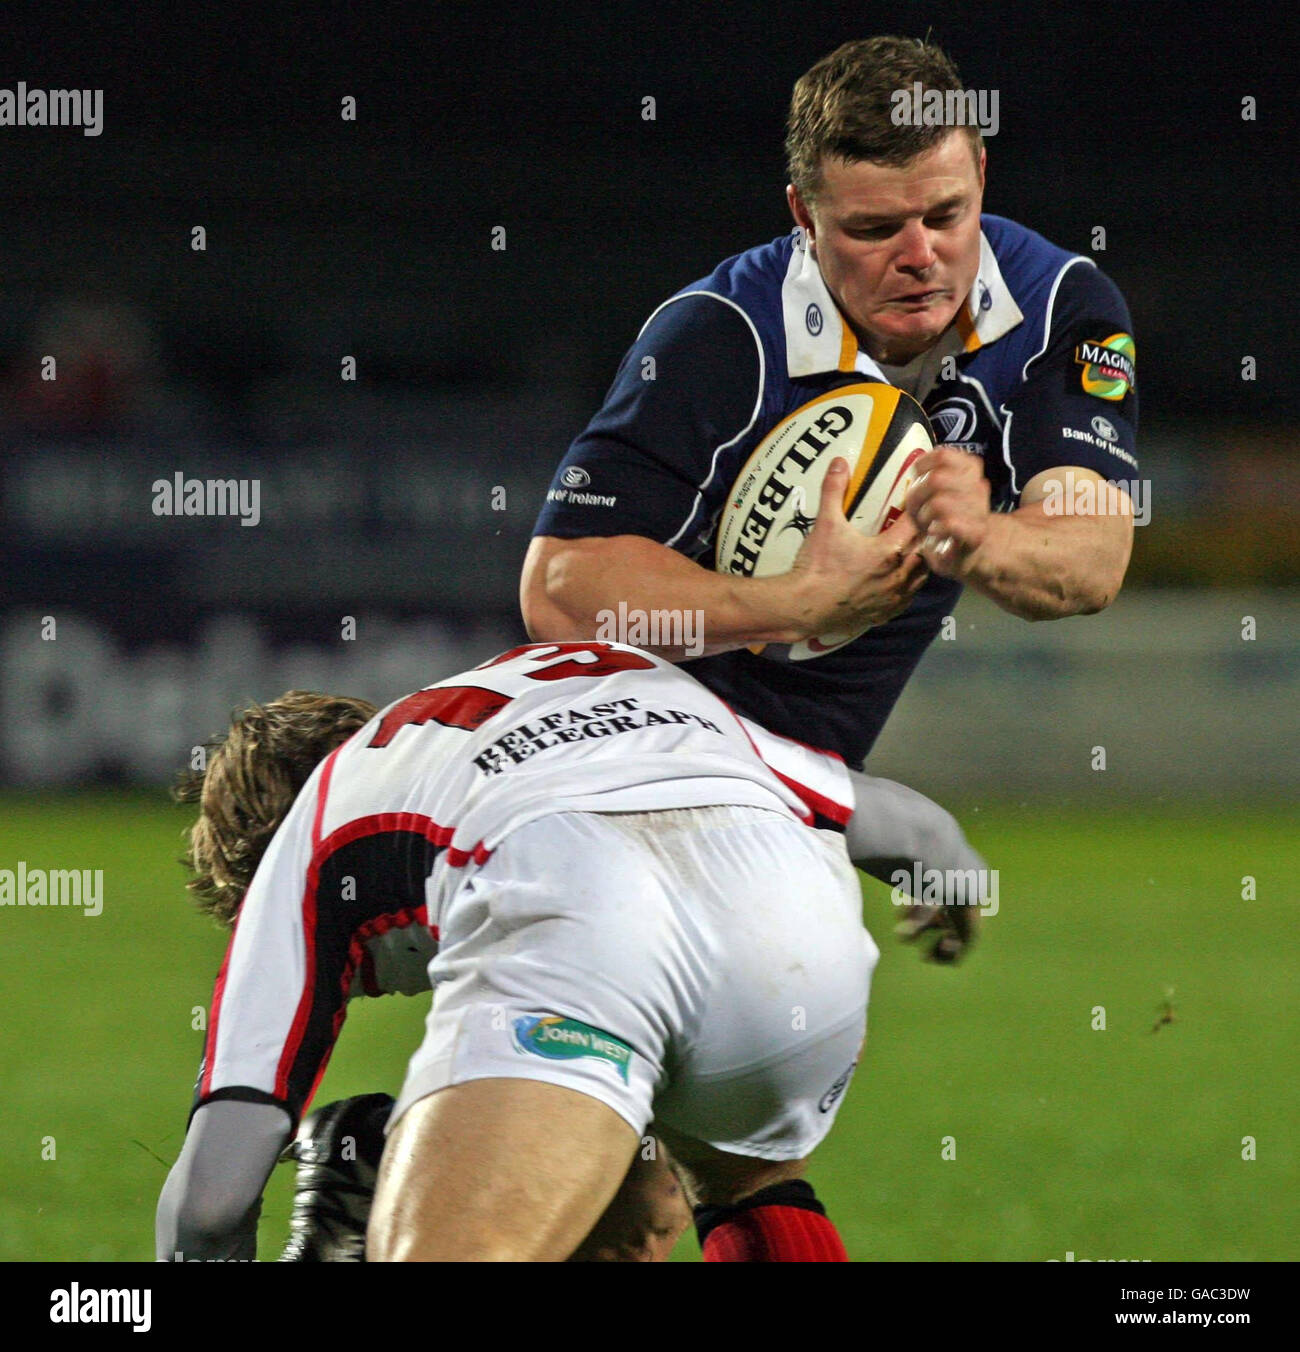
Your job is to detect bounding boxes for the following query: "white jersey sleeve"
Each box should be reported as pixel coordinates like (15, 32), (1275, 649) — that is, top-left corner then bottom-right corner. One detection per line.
(193, 750), (438, 1126)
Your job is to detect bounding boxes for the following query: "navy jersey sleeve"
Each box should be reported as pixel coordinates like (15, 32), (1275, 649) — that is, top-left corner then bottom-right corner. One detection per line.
(1002, 261), (1139, 496)
(532, 293), (762, 547)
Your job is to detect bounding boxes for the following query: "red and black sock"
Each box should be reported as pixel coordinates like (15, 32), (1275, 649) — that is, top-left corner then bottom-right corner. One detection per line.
(695, 1179), (848, 1262)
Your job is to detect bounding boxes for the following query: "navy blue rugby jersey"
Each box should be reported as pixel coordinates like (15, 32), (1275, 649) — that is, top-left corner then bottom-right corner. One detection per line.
(532, 217), (1139, 768)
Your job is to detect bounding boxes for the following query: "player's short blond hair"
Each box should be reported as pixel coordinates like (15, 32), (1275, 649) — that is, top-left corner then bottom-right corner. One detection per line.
(175, 691), (377, 929)
(786, 35), (981, 203)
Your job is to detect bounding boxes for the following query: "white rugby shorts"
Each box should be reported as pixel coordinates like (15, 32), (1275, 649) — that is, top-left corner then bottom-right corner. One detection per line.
(390, 804), (878, 1160)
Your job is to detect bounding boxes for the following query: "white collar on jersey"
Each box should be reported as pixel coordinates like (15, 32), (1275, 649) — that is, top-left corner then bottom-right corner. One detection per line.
(781, 225), (1024, 381)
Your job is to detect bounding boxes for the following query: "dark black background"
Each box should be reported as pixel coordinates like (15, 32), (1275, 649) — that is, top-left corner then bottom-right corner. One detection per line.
(0, 0), (1293, 420)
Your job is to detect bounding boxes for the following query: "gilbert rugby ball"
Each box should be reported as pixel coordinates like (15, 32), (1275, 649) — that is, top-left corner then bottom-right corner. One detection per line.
(715, 380), (933, 661)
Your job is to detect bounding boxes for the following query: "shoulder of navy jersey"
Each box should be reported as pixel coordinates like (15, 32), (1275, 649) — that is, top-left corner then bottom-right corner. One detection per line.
(962, 215), (1138, 497)
(660, 233), (801, 410)
(965, 214), (1102, 394)
(532, 230), (908, 554)
(663, 233), (796, 341)
(673, 228), (892, 390)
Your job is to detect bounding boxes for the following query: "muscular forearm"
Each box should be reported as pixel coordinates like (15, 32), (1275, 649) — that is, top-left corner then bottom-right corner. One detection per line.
(962, 502), (1132, 621)
(525, 535), (812, 659)
(909, 455), (1134, 622)
(524, 487), (929, 662)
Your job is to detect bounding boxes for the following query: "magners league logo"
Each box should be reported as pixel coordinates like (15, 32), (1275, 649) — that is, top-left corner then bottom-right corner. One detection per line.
(1075, 332), (1136, 401)
(512, 1015), (633, 1082)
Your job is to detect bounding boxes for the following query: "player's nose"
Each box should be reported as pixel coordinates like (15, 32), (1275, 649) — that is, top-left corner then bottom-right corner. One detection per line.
(895, 220), (938, 274)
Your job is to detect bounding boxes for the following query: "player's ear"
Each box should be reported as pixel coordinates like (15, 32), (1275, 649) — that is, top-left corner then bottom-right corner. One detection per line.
(787, 183), (815, 239)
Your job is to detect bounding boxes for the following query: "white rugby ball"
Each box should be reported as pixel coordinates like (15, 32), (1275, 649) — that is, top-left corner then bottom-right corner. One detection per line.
(715, 381), (933, 661)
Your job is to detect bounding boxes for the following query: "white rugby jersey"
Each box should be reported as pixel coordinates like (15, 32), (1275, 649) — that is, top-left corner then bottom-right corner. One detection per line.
(194, 641), (853, 1125)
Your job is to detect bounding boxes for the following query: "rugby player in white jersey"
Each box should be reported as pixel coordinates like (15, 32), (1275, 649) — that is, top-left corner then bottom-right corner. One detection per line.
(157, 641), (882, 1262)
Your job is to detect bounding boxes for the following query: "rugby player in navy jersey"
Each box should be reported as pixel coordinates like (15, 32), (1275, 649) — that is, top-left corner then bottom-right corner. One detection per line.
(276, 35), (1140, 1260)
(522, 34), (1138, 933)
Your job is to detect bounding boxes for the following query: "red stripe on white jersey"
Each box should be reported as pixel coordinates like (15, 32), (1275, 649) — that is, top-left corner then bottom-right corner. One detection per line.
(766, 767), (853, 828)
(199, 918), (241, 1099)
(271, 815), (483, 1101)
(311, 743), (344, 851)
(723, 709), (854, 829)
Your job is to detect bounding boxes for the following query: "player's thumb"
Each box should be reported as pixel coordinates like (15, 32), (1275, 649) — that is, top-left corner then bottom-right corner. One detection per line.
(814, 457), (850, 529)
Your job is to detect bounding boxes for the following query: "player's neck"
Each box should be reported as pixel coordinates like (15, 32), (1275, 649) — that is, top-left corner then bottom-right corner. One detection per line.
(861, 311), (963, 367)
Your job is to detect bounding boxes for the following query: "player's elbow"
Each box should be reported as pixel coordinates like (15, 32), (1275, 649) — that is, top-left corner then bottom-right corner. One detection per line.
(1017, 550), (1130, 621)
(1074, 548), (1131, 616)
(174, 1195), (258, 1257)
(1077, 578), (1121, 616)
(158, 1174), (259, 1261)
(521, 590), (563, 642)
(522, 534), (638, 641)
(1018, 581), (1118, 622)
(1077, 513), (1134, 615)
(521, 536), (586, 641)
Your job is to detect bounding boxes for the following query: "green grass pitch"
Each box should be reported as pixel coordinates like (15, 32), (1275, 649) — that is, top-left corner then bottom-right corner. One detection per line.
(0, 791), (1294, 1261)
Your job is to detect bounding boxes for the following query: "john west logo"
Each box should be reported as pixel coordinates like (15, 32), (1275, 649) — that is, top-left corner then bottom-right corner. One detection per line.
(1075, 333), (1136, 401)
(513, 1015), (632, 1082)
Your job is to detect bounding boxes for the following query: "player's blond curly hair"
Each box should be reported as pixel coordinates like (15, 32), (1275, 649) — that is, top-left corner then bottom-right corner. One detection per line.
(175, 691), (377, 929)
(786, 35), (981, 203)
